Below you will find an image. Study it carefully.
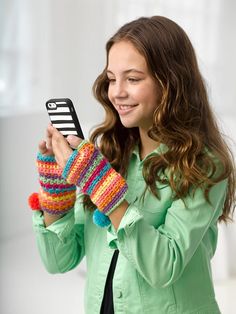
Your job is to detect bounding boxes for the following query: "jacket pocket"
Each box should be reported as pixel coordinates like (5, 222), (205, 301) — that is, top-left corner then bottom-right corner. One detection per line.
(138, 185), (171, 227)
(137, 271), (176, 314)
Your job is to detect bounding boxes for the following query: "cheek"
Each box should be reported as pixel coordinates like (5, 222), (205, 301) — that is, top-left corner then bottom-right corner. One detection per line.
(138, 89), (156, 105)
(146, 86), (161, 108)
(107, 86), (113, 102)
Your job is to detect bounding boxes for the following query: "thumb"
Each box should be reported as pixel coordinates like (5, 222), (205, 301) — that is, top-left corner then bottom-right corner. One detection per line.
(66, 135), (83, 149)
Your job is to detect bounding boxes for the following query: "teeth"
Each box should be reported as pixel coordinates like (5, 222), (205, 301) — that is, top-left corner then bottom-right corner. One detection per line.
(119, 105), (134, 109)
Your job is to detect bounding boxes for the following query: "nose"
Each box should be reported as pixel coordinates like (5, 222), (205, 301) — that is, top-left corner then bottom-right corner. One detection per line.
(110, 80), (128, 99)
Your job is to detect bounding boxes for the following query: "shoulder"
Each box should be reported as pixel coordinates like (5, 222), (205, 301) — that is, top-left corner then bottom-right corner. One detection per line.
(204, 146), (226, 179)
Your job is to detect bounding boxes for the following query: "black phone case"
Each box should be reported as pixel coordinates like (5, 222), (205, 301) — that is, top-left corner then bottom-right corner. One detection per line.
(46, 98), (84, 139)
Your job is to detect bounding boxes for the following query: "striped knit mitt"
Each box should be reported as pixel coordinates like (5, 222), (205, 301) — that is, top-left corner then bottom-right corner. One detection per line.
(62, 140), (128, 227)
(28, 153), (76, 215)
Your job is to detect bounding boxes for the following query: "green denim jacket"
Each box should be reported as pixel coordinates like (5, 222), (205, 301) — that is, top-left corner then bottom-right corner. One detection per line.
(33, 146), (227, 313)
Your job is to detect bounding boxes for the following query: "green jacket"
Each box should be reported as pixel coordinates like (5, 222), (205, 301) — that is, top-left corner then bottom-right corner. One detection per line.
(33, 146), (226, 313)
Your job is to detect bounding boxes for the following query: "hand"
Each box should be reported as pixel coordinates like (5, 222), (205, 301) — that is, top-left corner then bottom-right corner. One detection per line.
(62, 141), (128, 227)
(38, 139), (53, 157)
(29, 142), (77, 217)
(43, 124), (83, 168)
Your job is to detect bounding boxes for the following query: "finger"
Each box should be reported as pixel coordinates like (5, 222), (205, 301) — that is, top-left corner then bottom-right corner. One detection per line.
(47, 123), (56, 133)
(46, 124), (54, 150)
(38, 140), (47, 154)
(38, 140), (54, 156)
(47, 124), (64, 140)
(49, 125), (66, 149)
(66, 135), (83, 149)
(47, 125), (73, 168)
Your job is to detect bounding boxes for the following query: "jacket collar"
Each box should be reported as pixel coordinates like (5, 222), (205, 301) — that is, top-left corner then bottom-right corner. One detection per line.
(132, 143), (168, 162)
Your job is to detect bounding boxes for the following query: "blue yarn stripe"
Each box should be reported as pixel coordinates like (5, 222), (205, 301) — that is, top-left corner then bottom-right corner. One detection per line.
(42, 185), (76, 194)
(76, 149), (101, 186)
(37, 152), (56, 162)
(62, 149), (78, 178)
(86, 162), (111, 194)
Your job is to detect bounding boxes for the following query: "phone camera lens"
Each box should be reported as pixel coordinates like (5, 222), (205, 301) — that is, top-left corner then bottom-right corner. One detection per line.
(48, 102), (56, 109)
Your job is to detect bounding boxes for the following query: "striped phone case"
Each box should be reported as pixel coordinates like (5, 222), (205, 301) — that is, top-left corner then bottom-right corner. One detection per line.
(46, 98), (84, 139)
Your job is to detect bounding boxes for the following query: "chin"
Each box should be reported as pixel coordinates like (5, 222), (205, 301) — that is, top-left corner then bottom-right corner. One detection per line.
(119, 117), (138, 129)
(120, 121), (137, 129)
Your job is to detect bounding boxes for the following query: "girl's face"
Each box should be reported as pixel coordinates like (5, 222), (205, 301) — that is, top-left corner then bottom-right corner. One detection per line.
(107, 40), (161, 131)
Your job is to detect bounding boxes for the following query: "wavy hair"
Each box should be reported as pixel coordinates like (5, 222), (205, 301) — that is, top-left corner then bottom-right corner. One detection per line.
(87, 16), (235, 222)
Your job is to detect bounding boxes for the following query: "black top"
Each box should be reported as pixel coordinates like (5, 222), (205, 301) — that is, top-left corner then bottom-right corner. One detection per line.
(100, 250), (119, 314)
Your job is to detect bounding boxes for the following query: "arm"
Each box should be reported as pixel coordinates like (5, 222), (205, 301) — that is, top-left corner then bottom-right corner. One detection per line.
(38, 125), (129, 229)
(29, 130), (85, 273)
(109, 200), (129, 229)
(44, 212), (63, 227)
(40, 127), (77, 226)
(108, 179), (228, 288)
(33, 195), (86, 274)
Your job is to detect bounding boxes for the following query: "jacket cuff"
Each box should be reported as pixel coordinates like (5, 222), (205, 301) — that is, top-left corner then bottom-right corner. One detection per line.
(107, 204), (143, 249)
(32, 209), (75, 242)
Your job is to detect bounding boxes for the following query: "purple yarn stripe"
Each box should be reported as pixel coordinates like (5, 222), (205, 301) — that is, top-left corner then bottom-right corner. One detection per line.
(76, 149), (101, 186)
(40, 174), (62, 179)
(102, 184), (128, 214)
(41, 206), (73, 215)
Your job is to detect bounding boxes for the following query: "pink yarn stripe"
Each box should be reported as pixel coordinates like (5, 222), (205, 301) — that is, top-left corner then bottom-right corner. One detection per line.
(41, 183), (74, 189)
(82, 158), (107, 192)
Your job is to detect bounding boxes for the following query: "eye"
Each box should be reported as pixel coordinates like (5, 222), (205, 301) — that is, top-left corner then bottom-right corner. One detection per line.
(127, 77), (141, 83)
(107, 77), (116, 84)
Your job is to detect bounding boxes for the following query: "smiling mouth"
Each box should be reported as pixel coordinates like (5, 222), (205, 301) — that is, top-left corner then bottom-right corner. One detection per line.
(116, 104), (138, 115)
(117, 104), (138, 110)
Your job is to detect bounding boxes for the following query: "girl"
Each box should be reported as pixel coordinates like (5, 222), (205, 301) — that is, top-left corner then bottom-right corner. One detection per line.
(29, 16), (235, 313)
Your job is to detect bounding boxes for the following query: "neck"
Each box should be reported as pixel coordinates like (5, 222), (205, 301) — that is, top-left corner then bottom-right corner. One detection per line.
(139, 128), (159, 160)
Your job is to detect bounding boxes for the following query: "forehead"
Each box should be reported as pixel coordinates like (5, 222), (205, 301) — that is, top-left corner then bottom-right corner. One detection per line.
(107, 40), (148, 72)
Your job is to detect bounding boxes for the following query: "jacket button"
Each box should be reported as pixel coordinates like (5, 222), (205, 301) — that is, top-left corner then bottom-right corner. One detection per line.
(116, 291), (122, 298)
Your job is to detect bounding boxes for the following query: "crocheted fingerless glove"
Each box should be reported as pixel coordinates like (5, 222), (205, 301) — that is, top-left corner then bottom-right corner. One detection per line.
(28, 153), (76, 215)
(62, 140), (128, 227)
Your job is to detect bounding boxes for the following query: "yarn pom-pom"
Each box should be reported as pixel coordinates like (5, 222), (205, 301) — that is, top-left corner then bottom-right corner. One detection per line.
(93, 209), (111, 228)
(28, 193), (40, 210)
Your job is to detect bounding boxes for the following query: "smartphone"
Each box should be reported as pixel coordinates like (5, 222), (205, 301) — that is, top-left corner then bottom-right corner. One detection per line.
(46, 98), (84, 139)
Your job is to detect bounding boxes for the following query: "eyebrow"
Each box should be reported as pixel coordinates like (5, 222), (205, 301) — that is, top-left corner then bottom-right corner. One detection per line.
(106, 69), (145, 75)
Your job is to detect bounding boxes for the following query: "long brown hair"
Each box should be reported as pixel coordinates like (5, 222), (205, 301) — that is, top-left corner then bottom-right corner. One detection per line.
(88, 16), (235, 222)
